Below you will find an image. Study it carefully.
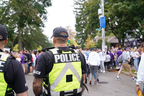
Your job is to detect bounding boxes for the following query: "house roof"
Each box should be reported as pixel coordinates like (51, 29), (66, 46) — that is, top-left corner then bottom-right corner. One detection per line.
(107, 36), (118, 43)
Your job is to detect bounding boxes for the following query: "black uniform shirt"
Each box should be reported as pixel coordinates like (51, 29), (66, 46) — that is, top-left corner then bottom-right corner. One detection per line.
(34, 47), (87, 78)
(4, 54), (28, 94)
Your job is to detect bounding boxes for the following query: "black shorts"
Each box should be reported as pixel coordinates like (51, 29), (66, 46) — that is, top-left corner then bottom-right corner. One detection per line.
(29, 63), (32, 66)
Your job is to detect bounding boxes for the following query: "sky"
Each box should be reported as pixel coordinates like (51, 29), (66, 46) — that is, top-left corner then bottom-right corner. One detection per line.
(43, 0), (76, 40)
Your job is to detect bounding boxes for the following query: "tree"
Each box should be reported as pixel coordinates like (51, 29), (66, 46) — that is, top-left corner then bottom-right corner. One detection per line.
(74, 0), (110, 48)
(105, 0), (144, 46)
(13, 44), (19, 52)
(65, 26), (79, 47)
(85, 35), (96, 48)
(67, 39), (79, 47)
(0, 0), (52, 50)
(65, 26), (76, 40)
(37, 45), (42, 51)
(74, 0), (88, 48)
(13, 25), (53, 50)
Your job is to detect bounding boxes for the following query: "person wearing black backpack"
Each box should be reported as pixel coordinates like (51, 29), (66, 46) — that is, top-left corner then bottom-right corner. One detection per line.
(33, 27), (87, 96)
(0, 24), (28, 95)
(20, 52), (28, 73)
(23, 50), (30, 74)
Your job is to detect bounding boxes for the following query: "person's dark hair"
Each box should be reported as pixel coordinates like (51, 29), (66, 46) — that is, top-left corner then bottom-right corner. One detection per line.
(41, 48), (47, 52)
(69, 45), (75, 49)
(34, 51), (37, 55)
(38, 50), (41, 53)
(5, 50), (9, 53)
(55, 32), (68, 44)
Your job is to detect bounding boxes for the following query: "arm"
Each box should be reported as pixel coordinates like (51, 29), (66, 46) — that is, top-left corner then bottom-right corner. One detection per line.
(81, 74), (86, 94)
(136, 85), (142, 95)
(33, 77), (43, 96)
(17, 91), (28, 96)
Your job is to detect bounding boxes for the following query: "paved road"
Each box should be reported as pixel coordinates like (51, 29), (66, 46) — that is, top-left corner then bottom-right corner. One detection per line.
(25, 71), (142, 96)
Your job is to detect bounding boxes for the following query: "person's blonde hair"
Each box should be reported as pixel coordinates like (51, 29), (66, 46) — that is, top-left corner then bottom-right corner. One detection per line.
(55, 32), (68, 44)
(132, 47), (137, 53)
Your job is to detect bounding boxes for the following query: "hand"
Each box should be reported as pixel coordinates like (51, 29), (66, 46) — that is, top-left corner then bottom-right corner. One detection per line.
(136, 85), (142, 95)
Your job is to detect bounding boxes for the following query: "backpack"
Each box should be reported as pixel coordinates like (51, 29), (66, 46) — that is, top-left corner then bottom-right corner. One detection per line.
(117, 54), (123, 63)
(24, 55), (28, 63)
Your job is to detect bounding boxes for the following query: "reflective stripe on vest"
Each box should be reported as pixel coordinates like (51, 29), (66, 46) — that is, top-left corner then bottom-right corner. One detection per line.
(0, 52), (9, 95)
(49, 48), (82, 93)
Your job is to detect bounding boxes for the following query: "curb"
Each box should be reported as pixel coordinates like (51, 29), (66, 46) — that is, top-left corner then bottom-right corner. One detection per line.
(121, 71), (137, 77)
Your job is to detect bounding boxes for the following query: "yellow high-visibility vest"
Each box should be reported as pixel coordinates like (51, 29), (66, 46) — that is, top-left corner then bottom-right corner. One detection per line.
(49, 48), (82, 94)
(0, 52), (13, 96)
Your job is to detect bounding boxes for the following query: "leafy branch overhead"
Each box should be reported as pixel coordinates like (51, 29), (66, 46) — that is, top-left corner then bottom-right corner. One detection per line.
(0, 0), (53, 50)
(74, 0), (144, 48)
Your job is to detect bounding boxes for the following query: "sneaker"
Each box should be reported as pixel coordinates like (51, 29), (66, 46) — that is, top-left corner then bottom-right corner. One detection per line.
(29, 73), (33, 74)
(95, 82), (99, 85)
(89, 80), (92, 85)
(103, 71), (105, 73)
(115, 77), (121, 80)
(132, 77), (137, 81)
(134, 71), (137, 74)
(97, 78), (99, 82)
(101, 70), (103, 72)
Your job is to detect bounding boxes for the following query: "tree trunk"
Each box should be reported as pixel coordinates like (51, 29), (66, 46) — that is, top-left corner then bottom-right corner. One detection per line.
(118, 39), (121, 48)
(122, 38), (125, 47)
(18, 27), (22, 51)
(11, 42), (13, 51)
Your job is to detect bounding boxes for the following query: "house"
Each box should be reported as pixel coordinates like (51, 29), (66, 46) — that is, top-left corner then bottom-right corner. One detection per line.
(107, 36), (119, 47)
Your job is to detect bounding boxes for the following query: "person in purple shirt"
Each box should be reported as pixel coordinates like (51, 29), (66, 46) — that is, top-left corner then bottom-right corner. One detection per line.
(20, 53), (27, 73)
(109, 50), (114, 70)
(116, 48), (123, 68)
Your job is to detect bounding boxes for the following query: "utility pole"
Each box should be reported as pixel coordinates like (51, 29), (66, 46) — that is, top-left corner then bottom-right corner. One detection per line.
(101, 0), (105, 52)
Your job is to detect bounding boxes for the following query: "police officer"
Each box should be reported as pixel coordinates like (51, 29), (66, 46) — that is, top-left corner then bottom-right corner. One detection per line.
(33, 27), (87, 96)
(0, 24), (28, 96)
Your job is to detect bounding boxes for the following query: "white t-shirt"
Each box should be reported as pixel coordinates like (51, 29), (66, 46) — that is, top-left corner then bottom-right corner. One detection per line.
(88, 51), (100, 66)
(105, 55), (111, 62)
(131, 52), (139, 58)
(32, 54), (36, 62)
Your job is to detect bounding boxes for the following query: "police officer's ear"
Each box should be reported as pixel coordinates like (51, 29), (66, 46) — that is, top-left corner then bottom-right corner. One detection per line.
(53, 37), (56, 43)
(67, 38), (69, 42)
(4, 38), (8, 45)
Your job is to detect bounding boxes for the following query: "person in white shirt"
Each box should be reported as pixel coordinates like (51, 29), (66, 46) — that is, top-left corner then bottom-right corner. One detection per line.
(31, 51), (36, 72)
(136, 47), (144, 95)
(131, 47), (140, 73)
(99, 49), (105, 73)
(88, 48), (100, 85)
(105, 52), (111, 71)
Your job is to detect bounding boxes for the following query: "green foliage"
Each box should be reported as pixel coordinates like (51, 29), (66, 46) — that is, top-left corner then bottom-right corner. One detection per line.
(95, 38), (110, 48)
(37, 45), (42, 51)
(74, 0), (144, 47)
(74, 0), (110, 48)
(105, 0), (144, 45)
(13, 44), (19, 52)
(0, 0), (52, 50)
(67, 39), (79, 47)
(85, 35), (96, 48)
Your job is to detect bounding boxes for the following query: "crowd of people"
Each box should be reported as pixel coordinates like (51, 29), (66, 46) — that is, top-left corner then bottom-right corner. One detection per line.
(4, 48), (48, 75)
(1, 23), (144, 96)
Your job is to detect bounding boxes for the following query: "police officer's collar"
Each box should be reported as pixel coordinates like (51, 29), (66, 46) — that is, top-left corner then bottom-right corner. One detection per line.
(0, 49), (3, 52)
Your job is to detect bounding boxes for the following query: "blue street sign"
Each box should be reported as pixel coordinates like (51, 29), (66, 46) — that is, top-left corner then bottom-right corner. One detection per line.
(100, 16), (106, 28)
